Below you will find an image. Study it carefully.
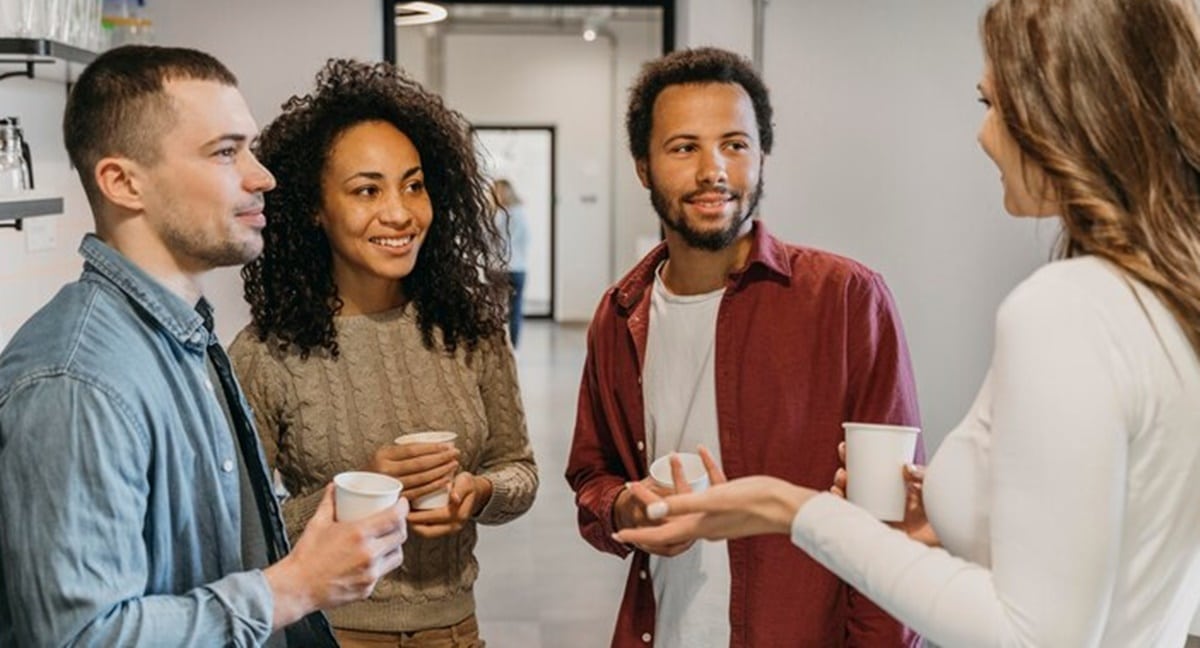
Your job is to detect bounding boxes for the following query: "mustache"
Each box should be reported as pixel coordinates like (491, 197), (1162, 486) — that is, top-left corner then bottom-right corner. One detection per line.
(236, 195), (266, 214)
(683, 187), (738, 201)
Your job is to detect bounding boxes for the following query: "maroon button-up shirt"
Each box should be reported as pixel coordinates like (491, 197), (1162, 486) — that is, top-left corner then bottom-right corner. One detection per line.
(565, 222), (924, 648)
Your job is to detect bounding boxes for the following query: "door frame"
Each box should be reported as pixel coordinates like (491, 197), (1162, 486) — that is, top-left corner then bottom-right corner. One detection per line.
(473, 124), (557, 320)
(383, 0), (676, 62)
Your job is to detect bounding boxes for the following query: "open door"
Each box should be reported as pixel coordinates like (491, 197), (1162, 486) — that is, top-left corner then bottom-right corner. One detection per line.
(475, 125), (555, 319)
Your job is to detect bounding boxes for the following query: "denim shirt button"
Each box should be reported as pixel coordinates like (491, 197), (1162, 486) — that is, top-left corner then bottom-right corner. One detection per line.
(221, 459), (234, 473)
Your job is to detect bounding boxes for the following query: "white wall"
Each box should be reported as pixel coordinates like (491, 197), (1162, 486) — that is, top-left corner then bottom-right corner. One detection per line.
(753, 1), (1054, 447)
(151, 0), (381, 343)
(676, 0), (754, 58)
(611, 17), (666, 279)
(0, 78), (92, 351)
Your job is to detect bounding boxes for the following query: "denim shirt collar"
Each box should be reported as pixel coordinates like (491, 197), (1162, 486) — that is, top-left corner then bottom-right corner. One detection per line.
(79, 234), (211, 351)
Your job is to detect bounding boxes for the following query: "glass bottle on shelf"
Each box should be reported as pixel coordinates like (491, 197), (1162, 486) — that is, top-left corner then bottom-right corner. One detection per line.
(0, 118), (31, 197)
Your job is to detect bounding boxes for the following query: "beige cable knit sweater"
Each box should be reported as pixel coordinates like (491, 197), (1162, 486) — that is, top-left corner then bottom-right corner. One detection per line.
(228, 306), (538, 632)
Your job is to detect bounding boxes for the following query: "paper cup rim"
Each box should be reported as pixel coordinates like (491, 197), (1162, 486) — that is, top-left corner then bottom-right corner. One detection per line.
(394, 431), (458, 445)
(649, 453), (707, 484)
(334, 471), (403, 496)
(841, 422), (921, 434)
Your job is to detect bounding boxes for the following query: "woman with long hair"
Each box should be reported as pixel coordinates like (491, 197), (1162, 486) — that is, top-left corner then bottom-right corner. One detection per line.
(616, 1), (1200, 645)
(230, 59), (537, 647)
(491, 178), (529, 348)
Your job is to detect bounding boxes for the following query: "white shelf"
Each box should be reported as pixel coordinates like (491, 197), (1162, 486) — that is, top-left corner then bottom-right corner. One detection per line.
(0, 193), (64, 230)
(0, 38), (96, 83)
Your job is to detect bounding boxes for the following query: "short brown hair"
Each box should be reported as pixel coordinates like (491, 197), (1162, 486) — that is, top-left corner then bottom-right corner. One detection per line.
(63, 45), (237, 208)
(626, 47), (773, 160)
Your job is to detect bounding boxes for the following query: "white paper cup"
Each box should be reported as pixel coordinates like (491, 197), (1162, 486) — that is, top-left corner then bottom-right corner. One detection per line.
(333, 471), (403, 522)
(649, 452), (710, 493)
(394, 431), (458, 509)
(842, 422), (920, 521)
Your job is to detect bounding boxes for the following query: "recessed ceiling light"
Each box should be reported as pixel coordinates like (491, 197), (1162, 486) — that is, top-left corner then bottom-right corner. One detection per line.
(395, 2), (448, 26)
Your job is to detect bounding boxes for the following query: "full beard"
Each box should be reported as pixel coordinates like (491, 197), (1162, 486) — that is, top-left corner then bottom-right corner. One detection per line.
(650, 174), (763, 252)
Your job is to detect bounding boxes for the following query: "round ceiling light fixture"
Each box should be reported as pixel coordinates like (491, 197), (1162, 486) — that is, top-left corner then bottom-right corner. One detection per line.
(395, 2), (448, 26)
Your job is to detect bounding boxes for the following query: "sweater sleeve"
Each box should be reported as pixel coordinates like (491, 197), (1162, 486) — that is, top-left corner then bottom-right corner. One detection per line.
(473, 333), (539, 525)
(228, 331), (323, 542)
(789, 274), (1133, 647)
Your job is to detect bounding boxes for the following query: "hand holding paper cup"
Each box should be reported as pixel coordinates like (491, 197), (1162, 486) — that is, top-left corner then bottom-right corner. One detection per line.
(394, 431), (459, 509)
(334, 471), (404, 522)
(841, 422), (920, 521)
(649, 452), (711, 494)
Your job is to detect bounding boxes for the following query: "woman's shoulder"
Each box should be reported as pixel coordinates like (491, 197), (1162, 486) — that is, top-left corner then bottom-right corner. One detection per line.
(228, 324), (310, 372)
(998, 256), (1173, 353)
(1003, 256), (1132, 317)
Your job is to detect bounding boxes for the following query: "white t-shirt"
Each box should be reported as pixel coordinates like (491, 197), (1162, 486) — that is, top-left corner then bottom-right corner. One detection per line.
(790, 257), (1200, 647)
(643, 262), (730, 648)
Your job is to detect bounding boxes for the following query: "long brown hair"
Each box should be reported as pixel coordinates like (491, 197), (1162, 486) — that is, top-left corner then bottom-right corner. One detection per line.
(983, 0), (1200, 356)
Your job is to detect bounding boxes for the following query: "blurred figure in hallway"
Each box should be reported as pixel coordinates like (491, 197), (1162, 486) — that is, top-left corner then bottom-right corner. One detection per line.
(494, 178), (530, 348)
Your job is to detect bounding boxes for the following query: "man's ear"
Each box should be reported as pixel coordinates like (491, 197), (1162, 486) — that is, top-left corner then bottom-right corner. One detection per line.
(94, 156), (146, 213)
(635, 158), (651, 189)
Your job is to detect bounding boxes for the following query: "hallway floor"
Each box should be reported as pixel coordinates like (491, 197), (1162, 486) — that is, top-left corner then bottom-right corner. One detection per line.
(474, 320), (626, 647)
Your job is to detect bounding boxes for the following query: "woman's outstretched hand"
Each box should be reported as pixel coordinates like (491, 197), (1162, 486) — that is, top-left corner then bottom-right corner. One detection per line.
(614, 473), (816, 547)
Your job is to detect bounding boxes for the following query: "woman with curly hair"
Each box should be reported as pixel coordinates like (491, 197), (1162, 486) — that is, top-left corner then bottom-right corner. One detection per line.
(229, 59), (538, 647)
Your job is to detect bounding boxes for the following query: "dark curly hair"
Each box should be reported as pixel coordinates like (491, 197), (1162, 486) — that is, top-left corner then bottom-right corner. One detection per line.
(626, 47), (774, 160)
(243, 59), (509, 358)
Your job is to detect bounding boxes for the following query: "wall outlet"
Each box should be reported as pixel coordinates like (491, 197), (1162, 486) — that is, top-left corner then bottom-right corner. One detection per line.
(24, 215), (56, 253)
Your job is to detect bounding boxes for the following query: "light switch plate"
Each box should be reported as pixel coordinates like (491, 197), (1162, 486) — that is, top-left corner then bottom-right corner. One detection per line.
(24, 215), (57, 253)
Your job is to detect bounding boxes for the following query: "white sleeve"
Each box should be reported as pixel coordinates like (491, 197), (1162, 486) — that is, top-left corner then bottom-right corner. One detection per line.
(791, 275), (1131, 647)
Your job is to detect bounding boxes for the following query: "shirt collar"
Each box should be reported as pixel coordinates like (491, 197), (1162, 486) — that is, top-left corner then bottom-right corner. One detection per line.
(614, 220), (792, 311)
(79, 234), (211, 350)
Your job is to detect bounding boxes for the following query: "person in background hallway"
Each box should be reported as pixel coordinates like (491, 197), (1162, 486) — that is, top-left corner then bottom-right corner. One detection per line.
(0, 45), (408, 647)
(565, 47), (923, 647)
(618, 1), (1200, 646)
(493, 178), (530, 348)
(230, 59), (538, 648)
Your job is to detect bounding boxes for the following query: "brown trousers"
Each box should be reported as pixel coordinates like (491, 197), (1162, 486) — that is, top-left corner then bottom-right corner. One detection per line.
(334, 615), (485, 648)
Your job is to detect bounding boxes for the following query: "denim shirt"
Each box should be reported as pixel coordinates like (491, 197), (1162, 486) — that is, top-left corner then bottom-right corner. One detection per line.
(0, 235), (335, 647)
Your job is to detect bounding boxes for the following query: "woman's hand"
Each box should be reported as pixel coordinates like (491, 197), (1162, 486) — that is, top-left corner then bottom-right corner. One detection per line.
(614, 474), (817, 547)
(832, 441), (939, 547)
(897, 463), (940, 547)
(366, 441), (460, 503)
(616, 445), (726, 556)
(407, 472), (492, 538)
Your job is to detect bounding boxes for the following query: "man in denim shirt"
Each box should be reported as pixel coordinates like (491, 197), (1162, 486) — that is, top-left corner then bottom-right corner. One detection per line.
(0, 46), (409, 646)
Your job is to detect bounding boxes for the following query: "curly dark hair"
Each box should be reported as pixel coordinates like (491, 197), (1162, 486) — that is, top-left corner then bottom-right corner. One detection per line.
(626, 47), (774, 160)
(243, 59), (509, 358)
